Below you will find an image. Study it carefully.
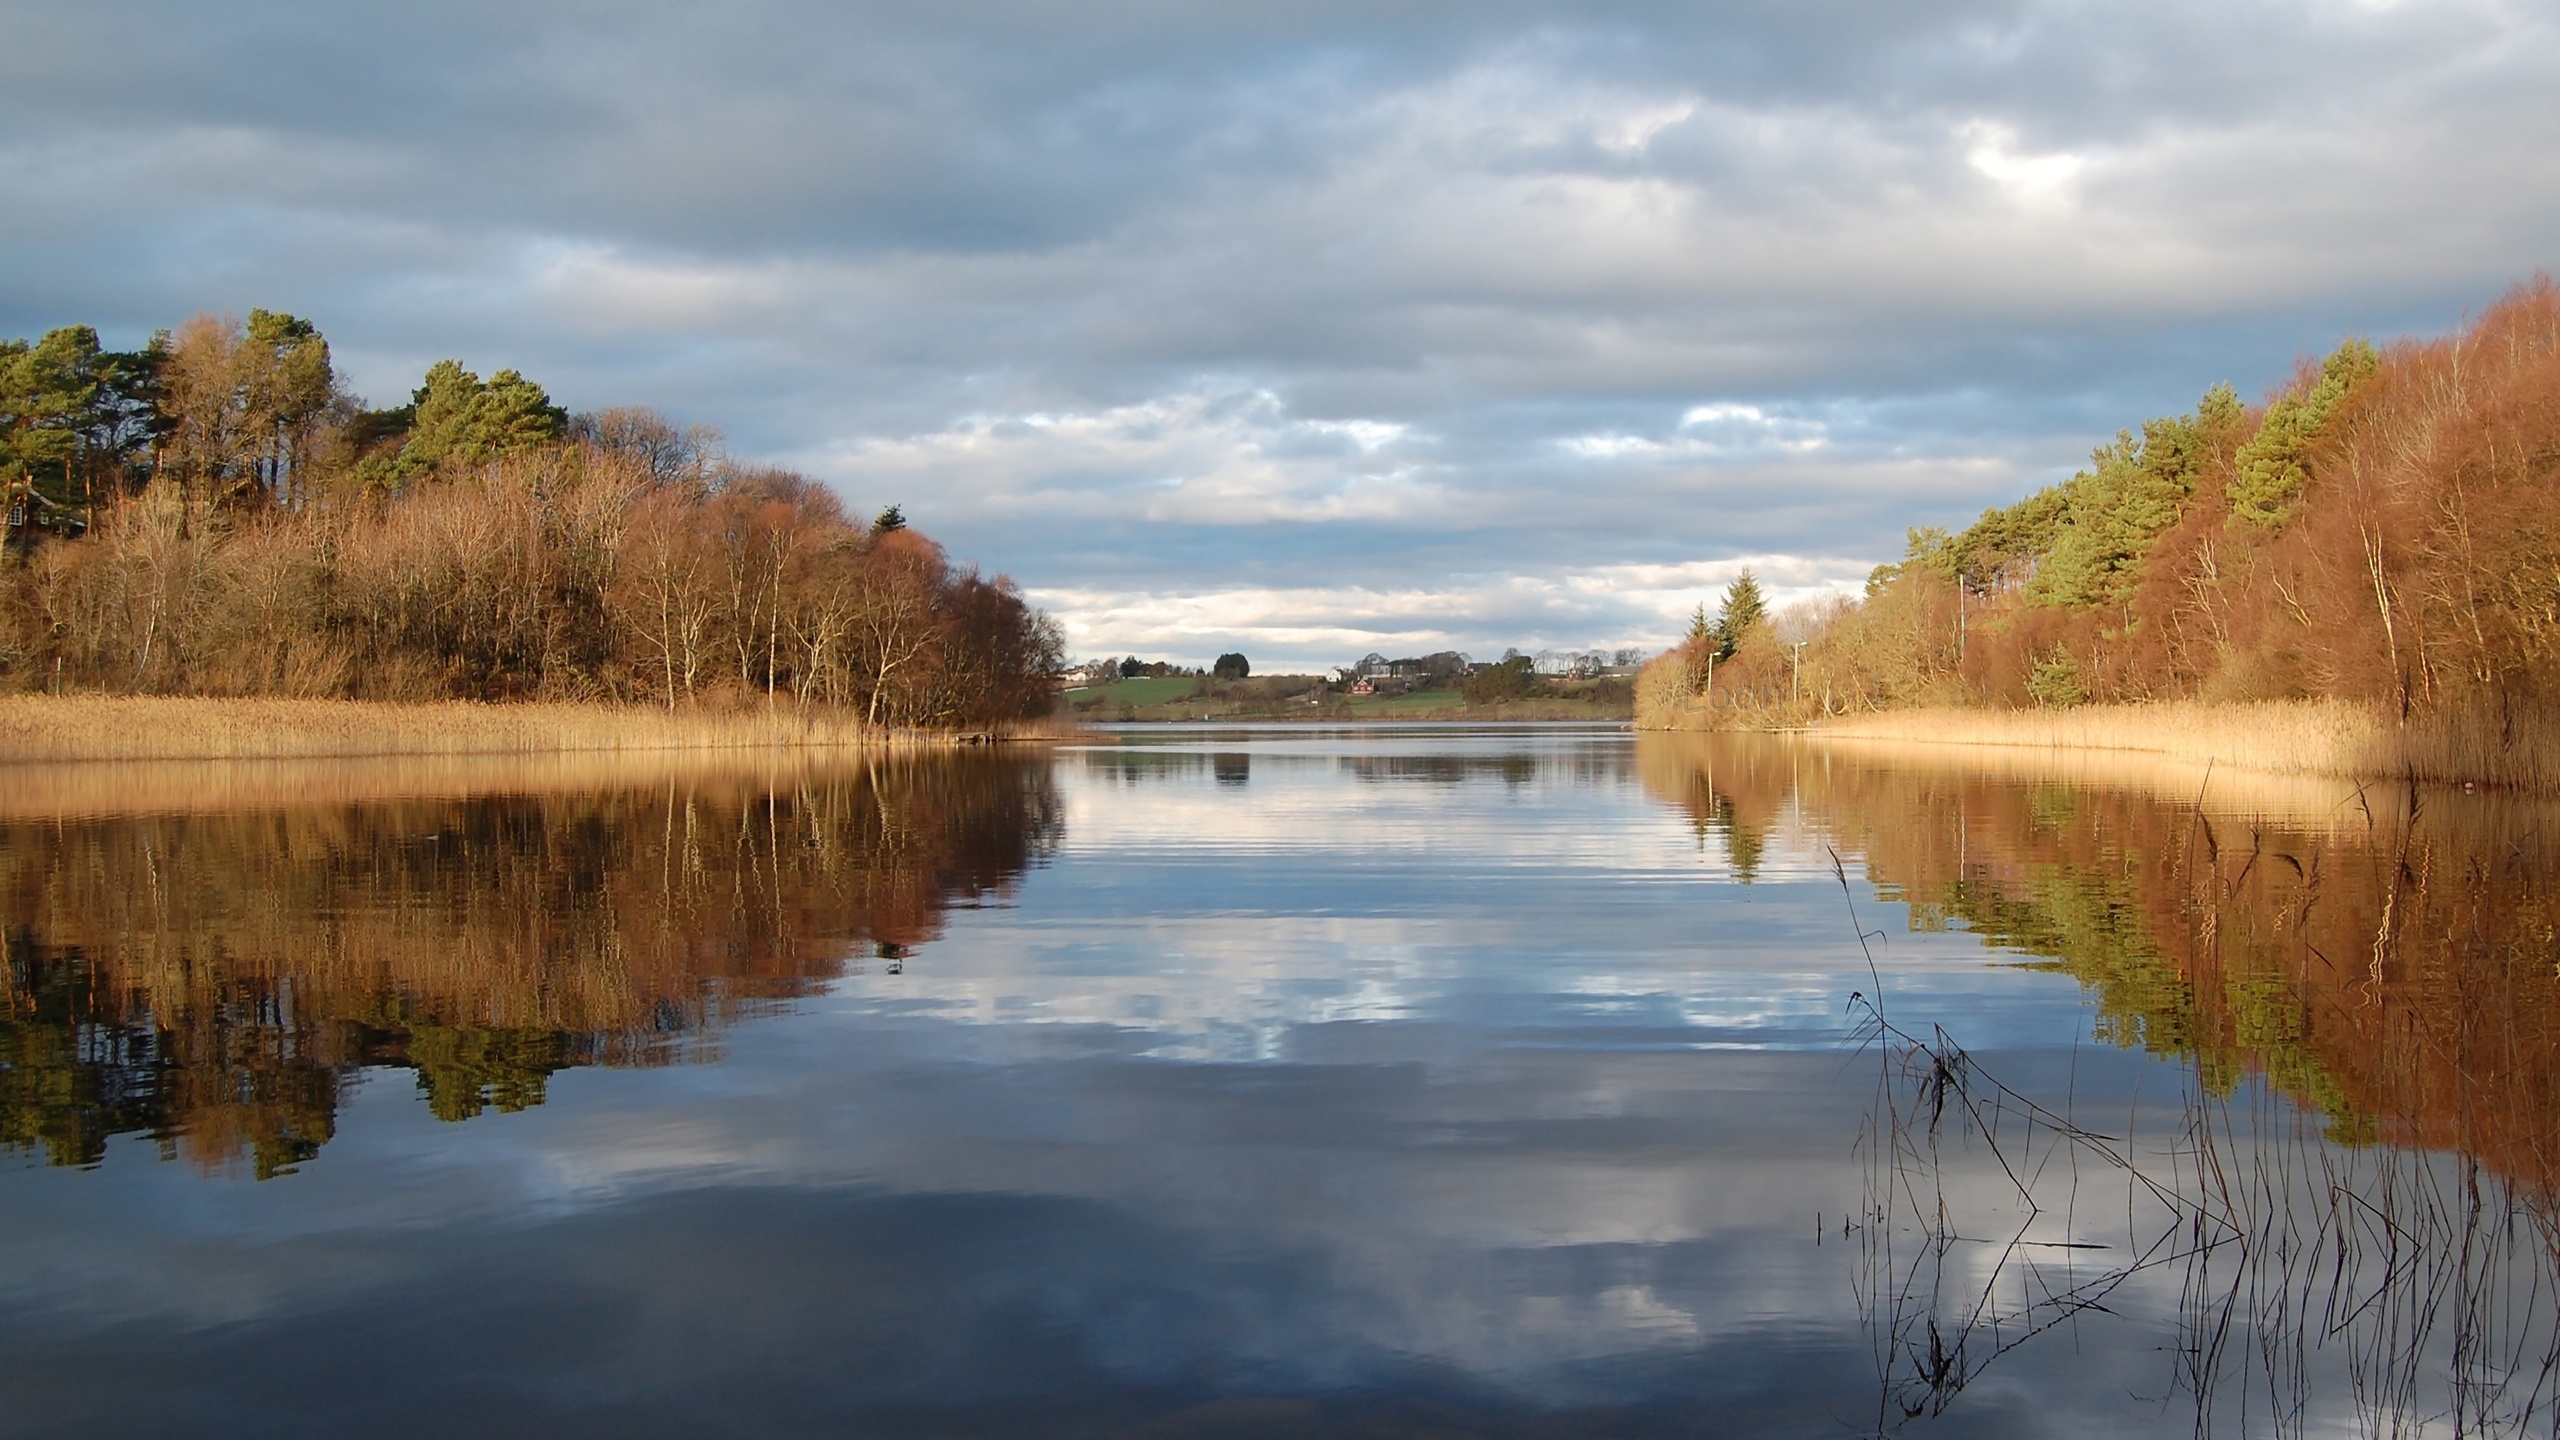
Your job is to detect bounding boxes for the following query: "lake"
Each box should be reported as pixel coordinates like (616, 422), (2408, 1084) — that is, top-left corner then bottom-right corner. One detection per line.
(2, 724), (2555, 1437)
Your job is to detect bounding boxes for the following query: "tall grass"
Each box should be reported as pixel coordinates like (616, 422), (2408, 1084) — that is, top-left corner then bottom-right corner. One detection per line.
(1639, 729), (2399, 836)
(0, 694), (987, 768)
(1807, 697), (2560, 793)
(0, 749), (906, 820)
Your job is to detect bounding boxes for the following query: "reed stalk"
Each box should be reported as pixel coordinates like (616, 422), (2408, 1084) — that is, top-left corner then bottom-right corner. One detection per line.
(0, 694), (1009, 767)
(1809, 698), (2560, 794)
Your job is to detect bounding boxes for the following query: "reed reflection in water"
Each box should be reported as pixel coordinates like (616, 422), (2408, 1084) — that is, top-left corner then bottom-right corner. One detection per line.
(0, 753), (1060, 1177)
(1644, 734), (2560, 1436)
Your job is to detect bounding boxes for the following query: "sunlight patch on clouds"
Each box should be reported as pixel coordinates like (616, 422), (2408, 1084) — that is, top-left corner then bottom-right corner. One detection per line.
(1961, 121), (2089, 210)
(1600, 100), (1700, 155)
(1561, 404), (1830, 460)
(1302, 418), (1408, 452)
(1557, 434), (1659, 459)
(1679, 402), (1831, 452)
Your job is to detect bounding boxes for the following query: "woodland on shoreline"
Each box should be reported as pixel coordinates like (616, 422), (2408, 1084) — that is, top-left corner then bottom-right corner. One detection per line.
(1639, 278), (2560, 775)
(0, 312), (1060, 730)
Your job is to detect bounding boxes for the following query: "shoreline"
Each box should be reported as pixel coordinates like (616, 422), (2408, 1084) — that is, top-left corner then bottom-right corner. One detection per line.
(1785, 698), (2558, 795)
(1639, 727), (2420, 833)
(0, 749), (1011, 819)
(1065, 701), (1632, 724)
(1076, 708), (1632, 725)
(0, 694), (1026, 766)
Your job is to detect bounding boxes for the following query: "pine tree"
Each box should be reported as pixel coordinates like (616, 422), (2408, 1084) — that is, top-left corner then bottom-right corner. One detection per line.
(1714, 570), (1766, 659)
(393, 360), (565, 479)
(2228, 339), (2377, 530)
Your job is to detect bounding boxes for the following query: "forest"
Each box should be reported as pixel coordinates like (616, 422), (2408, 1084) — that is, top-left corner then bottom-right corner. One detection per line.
(0, 312), (1060, 728)
(1641, 278), (2560, 738)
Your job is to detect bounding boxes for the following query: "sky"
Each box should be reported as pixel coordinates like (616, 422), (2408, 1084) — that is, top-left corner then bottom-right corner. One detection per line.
(3, 1), (2556, 672)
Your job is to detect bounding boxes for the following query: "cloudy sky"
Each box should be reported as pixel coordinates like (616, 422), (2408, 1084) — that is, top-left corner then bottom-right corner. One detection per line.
(4, 1), (2554, 669)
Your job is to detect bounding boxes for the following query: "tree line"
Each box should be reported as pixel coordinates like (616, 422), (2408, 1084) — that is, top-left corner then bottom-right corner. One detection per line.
(0, 311), (1060, 725)
(1643, 277), (2560, 731)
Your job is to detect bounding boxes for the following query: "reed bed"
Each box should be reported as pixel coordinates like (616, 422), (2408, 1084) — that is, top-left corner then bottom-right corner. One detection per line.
(0, 749), (945, 820)
(1639, 729), (2405, 835)
(1809, 697), (2560, 794)
(0, 695), (978, 767)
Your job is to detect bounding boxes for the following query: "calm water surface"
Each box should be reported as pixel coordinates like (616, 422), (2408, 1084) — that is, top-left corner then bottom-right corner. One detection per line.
(3, 725), (2556, 1437)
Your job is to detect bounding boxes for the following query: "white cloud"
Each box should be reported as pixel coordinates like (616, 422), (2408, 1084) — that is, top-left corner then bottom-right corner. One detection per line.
(1961, 120), (2089, 210)
(1027, 553), (1871, 669)
(1557, 433), (1660, 459)
(8, 0), (2558, 662)
(825, 388), (1453, 527)
(1301, 418), (1409, 452)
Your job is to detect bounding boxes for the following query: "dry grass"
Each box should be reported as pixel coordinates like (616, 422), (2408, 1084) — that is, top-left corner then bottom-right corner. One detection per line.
(0, 695), (976, 767)
(1808, 698), (2560, 794)
(0, 750), (918, 820)
(1651, 732), (2399, 834)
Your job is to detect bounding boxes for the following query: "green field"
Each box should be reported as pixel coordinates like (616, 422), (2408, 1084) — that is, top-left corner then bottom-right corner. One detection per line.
(1062, 675), (1202, 708)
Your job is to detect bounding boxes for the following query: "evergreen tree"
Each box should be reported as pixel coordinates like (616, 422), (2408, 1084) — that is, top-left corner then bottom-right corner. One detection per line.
(0, 328), (96, 508)
(1713, 569), (1766, 659)
(2029, 382), (2247, 610)
(391, 360), (566, 479)
(0, 325), (168, 527)
(79, 336), (169, 500)
(2228, 339), (2377, 529)
(240, 310), (338, 499)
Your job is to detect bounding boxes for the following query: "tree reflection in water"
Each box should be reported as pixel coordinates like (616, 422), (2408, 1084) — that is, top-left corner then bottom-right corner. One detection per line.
(0, 755), (1060, 1178)
(1643, 735), (2560, 1437)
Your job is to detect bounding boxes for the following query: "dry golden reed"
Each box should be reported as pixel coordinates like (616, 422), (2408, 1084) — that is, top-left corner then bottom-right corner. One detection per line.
(1642, 730), (2400, 836)
(0, 694), (949, 767)
(0, 749), (907, 820)
(1806, 697), (2560, 794)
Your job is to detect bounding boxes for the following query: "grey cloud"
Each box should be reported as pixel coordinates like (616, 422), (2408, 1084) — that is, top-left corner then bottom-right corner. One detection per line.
(3, 0), (2554, 665)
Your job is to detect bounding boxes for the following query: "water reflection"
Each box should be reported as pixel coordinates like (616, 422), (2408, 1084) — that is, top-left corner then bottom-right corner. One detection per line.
(1645, 734), (2560, 1433)
(1638, 734), (2560, 1190)
(3, 728), (2556, 1437)
(0, 755), (1059, 1176)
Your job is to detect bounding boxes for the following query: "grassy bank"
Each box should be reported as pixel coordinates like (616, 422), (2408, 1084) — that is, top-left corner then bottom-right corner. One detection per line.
(0, 695), (1003, 767)
(0, 748), (1004, 820)
(1806, 699), (2560, 794)
(1642, 730), (2403, 835)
